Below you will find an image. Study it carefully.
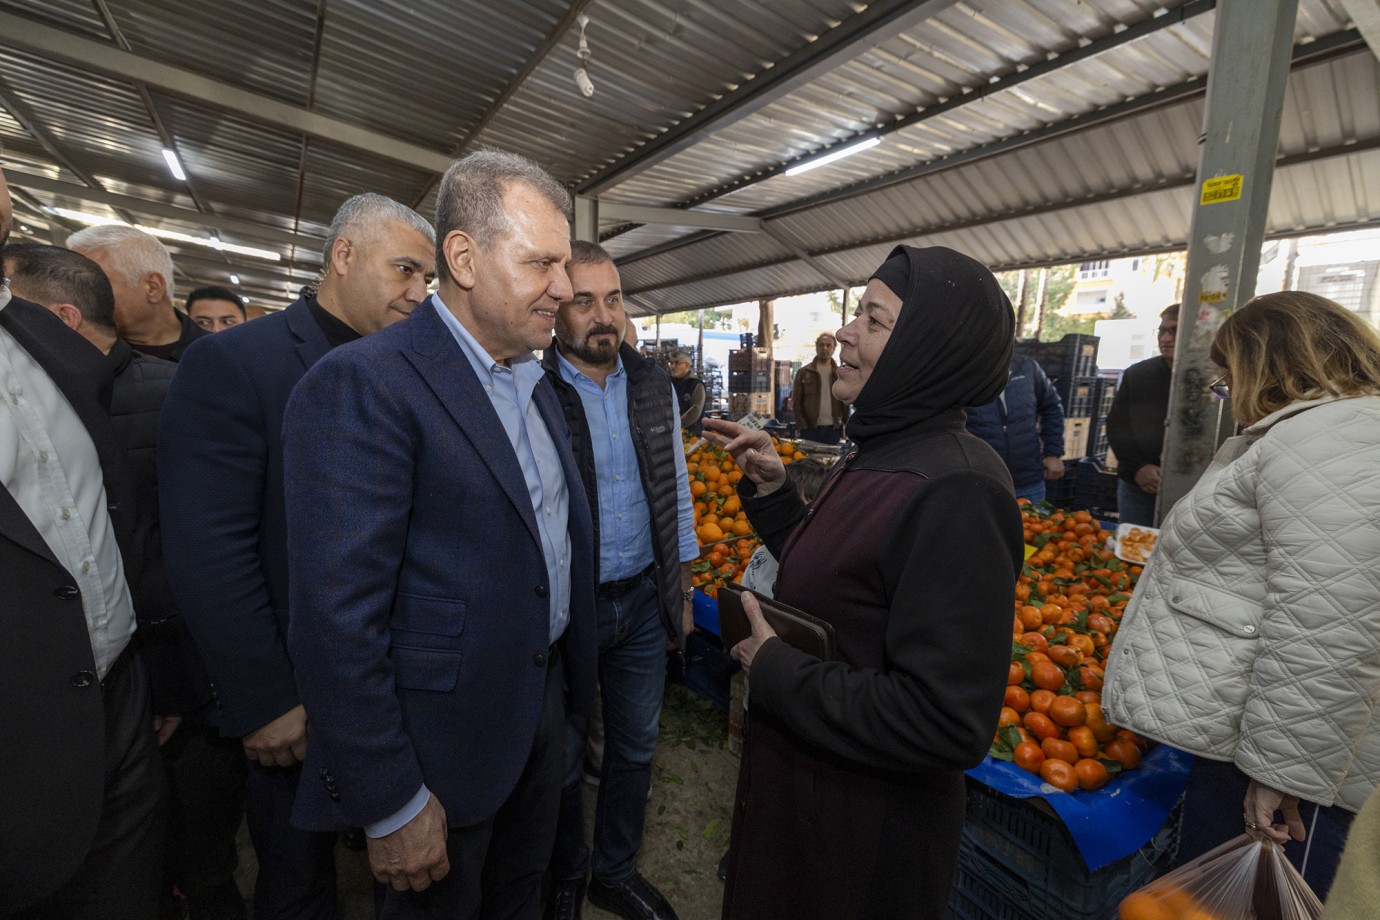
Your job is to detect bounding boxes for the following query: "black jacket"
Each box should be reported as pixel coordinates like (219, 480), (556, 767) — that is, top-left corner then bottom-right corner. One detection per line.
(1105, 356), (1172, 484)
(541, 341), (687, 644)
(0, 296), (145, 910)
(159, 295), (333, 737)
(129, 309), (206, 362)
(107, 338), (211, 715)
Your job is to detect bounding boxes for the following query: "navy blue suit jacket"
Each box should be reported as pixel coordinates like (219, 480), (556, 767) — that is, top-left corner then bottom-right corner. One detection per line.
(158, 295), (329, 736)
(282, 296), (597, 831)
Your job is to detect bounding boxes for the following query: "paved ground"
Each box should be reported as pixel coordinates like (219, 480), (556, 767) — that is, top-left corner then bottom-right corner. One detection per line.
(231, 682), (739, 920)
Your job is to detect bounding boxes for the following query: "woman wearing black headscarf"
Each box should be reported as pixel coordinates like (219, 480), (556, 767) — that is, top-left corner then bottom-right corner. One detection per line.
(703, 246), (1024, 920)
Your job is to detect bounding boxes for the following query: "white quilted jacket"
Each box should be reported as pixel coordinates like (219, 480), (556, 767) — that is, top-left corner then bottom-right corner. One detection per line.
(1103, 395), (1380, 812)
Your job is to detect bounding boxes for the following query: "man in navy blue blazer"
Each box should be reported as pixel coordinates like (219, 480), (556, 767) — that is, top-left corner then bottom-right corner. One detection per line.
(283, 150), (598, 919)
(158, 193), (436, 919)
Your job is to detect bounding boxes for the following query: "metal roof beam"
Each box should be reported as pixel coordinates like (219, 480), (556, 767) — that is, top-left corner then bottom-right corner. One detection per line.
(1339, 0), (1380, 61)
(410, 0), (598, 209)
(7, 172), (323, 254)
(0, 11), (453, 174)
(624, 138), (1380, 300)
(597, 202), (761, 233)
(616, 29), (1365, 268)
(575, 0), (959, 197)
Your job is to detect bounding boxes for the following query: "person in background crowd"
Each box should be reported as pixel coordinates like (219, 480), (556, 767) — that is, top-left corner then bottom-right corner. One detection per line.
(282, 150), (597, 919)
(668, 348), (706, 435)
(542, 241), (698, 920)
(1104, 291), (1380, 898)
(1106, 303), (1178, 524)
(159, 192), (435, 920)
(965, 352), (1066, 503)
(791, 332), (848, 443)
(0, 164), (167, 919)
(186, 285), (248, 333)
(69, 224), (206, 361)
(4, 243), (245, 919)
(738, 458), (829, 597)
(706, 245), (1023, 920)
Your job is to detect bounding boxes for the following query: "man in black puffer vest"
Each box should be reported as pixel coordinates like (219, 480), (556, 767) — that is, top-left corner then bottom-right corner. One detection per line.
(542, 241), (697, 920)
(4, 243), (246, 920)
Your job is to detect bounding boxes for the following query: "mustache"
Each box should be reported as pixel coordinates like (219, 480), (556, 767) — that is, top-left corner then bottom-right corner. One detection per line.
(586, 324), (622, 340)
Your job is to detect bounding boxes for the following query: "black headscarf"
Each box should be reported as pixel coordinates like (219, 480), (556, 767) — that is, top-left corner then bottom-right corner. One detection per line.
(846, 245), (1014, 443)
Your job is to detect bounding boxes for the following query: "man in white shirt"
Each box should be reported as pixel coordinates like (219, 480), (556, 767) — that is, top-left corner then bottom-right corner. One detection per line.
(0, 165), (167, 917)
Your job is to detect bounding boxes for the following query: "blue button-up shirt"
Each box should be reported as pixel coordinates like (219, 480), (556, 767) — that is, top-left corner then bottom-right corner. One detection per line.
(434, 293), (571, 643)
(556, 350), (699, 583)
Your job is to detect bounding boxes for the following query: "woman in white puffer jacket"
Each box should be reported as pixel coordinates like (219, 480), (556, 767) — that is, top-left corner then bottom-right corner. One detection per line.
(1103, 291), (1380, 897)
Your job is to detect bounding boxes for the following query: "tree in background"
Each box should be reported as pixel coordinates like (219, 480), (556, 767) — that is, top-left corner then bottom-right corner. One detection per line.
(997, 264), (1077, 340)
(660, 307), (734, 329)
(1110, 292), (1135, 319)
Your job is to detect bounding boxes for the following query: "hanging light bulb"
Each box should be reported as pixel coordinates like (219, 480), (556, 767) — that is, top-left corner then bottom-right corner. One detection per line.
(574, 14), (594, 98)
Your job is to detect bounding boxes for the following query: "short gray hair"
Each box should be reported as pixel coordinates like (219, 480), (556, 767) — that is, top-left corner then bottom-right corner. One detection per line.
(322, 192), (435, 265)
(67, 224), (176, 302)
(433, 149), (571, 283)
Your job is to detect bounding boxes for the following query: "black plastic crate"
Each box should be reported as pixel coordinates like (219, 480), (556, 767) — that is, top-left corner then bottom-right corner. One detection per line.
(1056, 377), (1100, 417)
(680, 629), (738, 712)
(728, 369), (771, 391)
(1087, 421), (1110, 463)
(1074, 458), (1119, 518)
(1015, 334), (1099, 383)
(952, 779), (1182, 920)
(1093, 377), (1116, 419)
(1043, 459), (1078, 508)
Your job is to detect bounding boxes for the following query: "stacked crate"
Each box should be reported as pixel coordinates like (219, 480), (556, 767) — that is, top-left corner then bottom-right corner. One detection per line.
(728, 347), (773, 418)
(1014, 334), (1099, 460)
(702, 357), (725, 414)
(1087, 376), (1117, 463)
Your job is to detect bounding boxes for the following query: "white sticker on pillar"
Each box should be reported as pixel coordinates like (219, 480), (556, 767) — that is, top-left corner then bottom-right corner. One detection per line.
(1199, 264), (1231, 303)
(1203, 232), (1235, 254)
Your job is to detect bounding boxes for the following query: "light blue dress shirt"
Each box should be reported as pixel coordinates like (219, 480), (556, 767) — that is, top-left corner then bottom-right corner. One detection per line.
(555, 350), (699, 583)
(433, 294), (571, 643)
(365, 295), (574, 840)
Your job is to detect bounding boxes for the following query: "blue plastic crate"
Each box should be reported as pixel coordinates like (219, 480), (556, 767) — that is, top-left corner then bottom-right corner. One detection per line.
(680, 630), (738, 712)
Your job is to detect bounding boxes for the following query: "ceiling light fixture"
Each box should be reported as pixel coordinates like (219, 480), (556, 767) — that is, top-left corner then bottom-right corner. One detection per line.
(784, 136), (882, 177)
(229, 274), (241, 285)
(162, 148), (188, 181)
(45, 207), (281, 261)
(573, 14), (594, 98)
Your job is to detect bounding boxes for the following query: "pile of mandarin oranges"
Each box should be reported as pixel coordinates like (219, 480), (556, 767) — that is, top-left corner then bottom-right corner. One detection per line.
(991, 500), (1151, 794)
(686, 434), (807, 598)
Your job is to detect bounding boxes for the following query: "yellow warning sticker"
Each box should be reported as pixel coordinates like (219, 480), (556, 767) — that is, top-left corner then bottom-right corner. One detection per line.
(1201, 174), (1244, 205)
(1198, 291), (1229, 303)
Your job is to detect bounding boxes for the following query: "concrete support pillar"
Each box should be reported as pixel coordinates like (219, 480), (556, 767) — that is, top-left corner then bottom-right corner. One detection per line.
(1157, 0), (1298, 519)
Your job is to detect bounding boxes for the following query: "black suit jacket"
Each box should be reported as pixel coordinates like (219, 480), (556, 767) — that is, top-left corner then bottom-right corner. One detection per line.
(158, 295), (331, 737)
(0, 296), (143, 911)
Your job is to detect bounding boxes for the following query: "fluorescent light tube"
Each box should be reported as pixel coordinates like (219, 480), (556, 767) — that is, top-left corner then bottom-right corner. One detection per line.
(784, 137), (881, 177)
(162, 148), (187, 181)
(46, 207), (280, 262)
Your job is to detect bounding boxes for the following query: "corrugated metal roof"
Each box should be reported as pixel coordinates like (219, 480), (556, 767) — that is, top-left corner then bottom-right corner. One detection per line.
(0, 0), (1374, 310)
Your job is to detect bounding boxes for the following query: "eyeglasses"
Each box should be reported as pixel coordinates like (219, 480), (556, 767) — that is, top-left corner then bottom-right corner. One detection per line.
(1156, 326), (1178, 336)
(1207, 373), (1230, 401)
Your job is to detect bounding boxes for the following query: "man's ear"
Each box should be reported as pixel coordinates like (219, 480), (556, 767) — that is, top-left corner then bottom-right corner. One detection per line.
(52, 302), (84, 332)
(329, 236), (352, 277)
(144, 271), (169, 304)
(443, 230), (478, 290)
